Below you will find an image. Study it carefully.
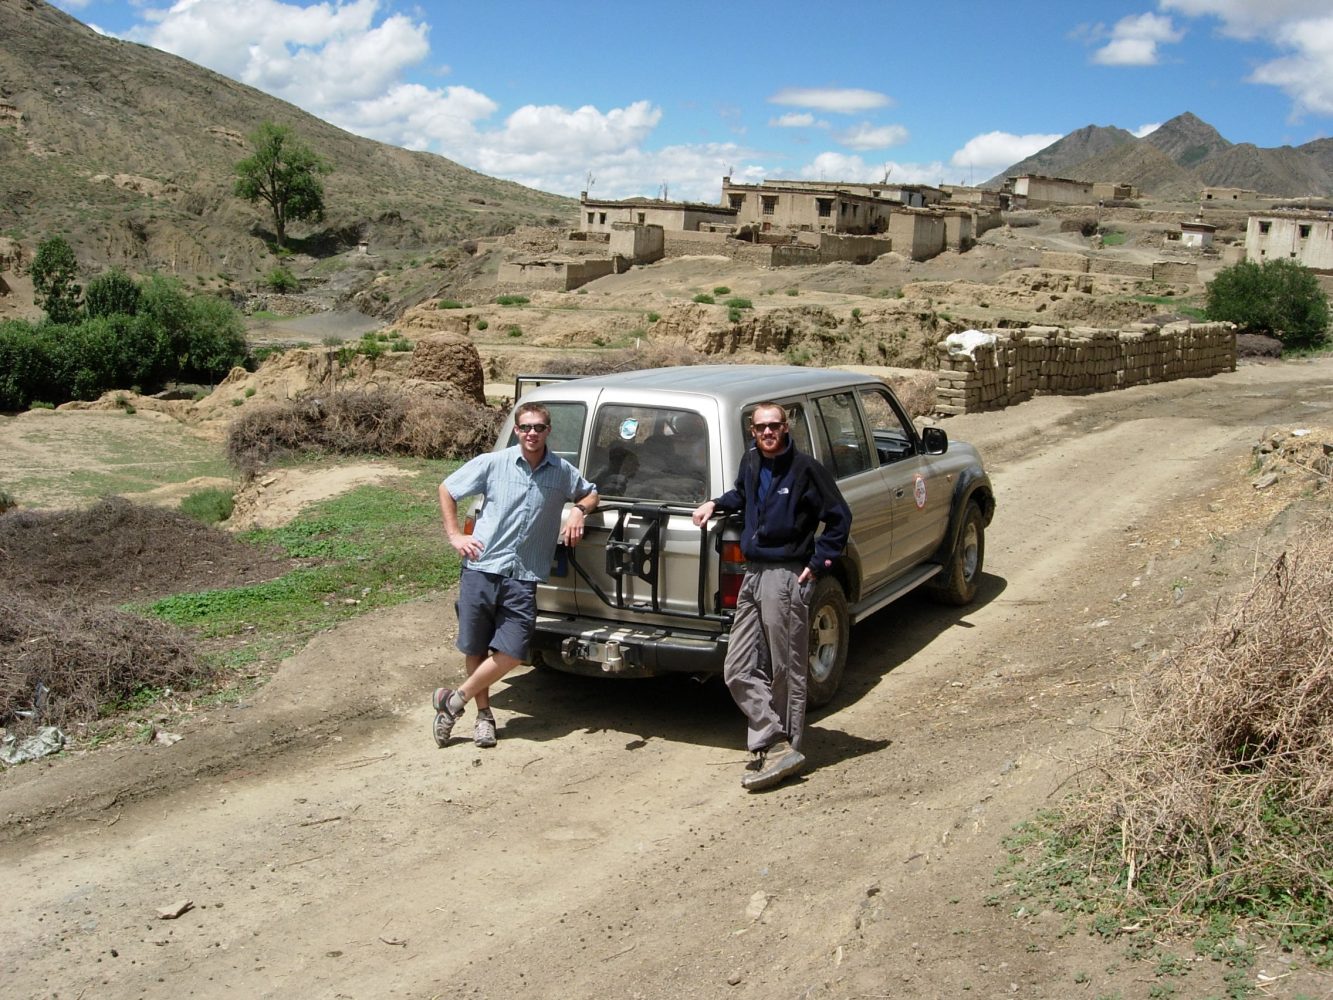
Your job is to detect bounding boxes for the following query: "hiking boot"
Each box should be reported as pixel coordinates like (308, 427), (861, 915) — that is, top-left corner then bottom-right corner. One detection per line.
(474, 709), (497, 749)
(431, 687), (465, 747)
(741, 739), (805, 792)
(745, 748), (767, 772)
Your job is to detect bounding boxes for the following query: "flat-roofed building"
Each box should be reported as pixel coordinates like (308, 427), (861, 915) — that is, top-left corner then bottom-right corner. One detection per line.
(578, 193), (737, 234)
(1246, 213), (1333, 269)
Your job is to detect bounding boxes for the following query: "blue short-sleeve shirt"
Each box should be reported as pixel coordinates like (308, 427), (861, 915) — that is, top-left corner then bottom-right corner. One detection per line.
(443, 446), (595, 582)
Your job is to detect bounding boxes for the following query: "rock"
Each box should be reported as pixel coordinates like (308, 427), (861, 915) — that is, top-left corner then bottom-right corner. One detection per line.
(156, 899), (194, 920)
(1252, 472), (1280, 490)
(727, 971), (743, 986)
(745, 890), (771, 921)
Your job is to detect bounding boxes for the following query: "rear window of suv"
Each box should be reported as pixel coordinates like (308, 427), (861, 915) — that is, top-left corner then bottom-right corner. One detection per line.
(586, 405), (709, 503)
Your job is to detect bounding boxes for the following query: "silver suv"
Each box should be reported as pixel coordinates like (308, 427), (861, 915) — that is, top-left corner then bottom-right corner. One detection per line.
(480, 365), (995, 705)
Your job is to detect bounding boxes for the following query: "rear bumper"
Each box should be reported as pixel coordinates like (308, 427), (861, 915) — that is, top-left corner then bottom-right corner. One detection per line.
(531, 614), (728, 677)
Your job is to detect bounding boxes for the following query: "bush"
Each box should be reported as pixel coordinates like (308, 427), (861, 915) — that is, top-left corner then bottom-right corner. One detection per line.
(1206, 258), (1330, 349)
(712, 286), (731, 295)
(438, 299), (465, 309)
(475, 319), (489, 331)
(180, 487), (235, 524)
(495, 294), (529, 306)
(84, 269), (141, 318)
(265, 267), (299, 292)
(692, 293), (714, 305)
(724, 297), (753, 310)
(646, 312), (660, 323)
(31, 236), (82, 323)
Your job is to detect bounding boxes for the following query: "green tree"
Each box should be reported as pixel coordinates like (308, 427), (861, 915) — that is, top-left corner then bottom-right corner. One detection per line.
(233, 122), (331, 249)
(1206, 258), (1331, 349)
(30, 236), (82, 323)
(85, 269), (141, 318)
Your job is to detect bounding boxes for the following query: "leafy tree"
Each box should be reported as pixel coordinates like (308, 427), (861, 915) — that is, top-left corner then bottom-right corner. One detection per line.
(30, 236), (82, 323)
(233, 122), (332, 249)
(85, 269), (141, 318)
(1206, 258), (1330, 349)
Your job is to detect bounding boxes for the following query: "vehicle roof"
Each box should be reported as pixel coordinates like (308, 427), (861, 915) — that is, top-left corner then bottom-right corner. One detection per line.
(519, 365), (877, 410)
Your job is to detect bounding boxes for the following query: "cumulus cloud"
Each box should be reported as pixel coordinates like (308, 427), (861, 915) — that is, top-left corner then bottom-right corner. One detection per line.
(836, 123), (910, 150)
(1092, 12), (1185, 65)
(949, 131), (1063, 174)
(1162, 0), (1333, 116)
(768, 87), (892, 114)
(770, 112), (817, 128)
(1133, 121), (1162, 137)
(796, 152), (950, 186)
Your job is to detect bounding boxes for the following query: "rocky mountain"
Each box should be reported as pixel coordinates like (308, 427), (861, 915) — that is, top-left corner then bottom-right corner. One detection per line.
(0, 0), (573, 281)
(989, 111), (1333, 199)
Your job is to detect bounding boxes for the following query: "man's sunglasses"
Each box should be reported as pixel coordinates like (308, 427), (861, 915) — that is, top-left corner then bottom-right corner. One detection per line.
(751, 421), (787, 432)
(516, 422), (549, 433)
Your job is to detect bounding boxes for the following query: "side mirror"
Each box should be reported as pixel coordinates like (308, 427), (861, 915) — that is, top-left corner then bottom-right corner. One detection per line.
(921, 426), (948, 455)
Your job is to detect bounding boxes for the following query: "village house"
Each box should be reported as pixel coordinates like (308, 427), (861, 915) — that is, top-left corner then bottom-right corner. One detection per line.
(1203, 186), (1257, 202)
(1245, 212), (1333, 270)
(577, 194), (736, 234)
(720, 177), (944, 235)
(1177, 218), (1217, 249)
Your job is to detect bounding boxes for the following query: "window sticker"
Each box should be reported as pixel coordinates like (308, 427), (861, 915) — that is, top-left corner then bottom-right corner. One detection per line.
(618, 417), (639, 440)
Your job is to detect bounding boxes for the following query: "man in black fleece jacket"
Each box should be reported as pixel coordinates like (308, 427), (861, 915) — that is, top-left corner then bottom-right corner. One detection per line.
(692, 402), (851, 791)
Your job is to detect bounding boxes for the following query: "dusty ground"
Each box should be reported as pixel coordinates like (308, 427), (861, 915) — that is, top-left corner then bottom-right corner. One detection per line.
(4, 355), (1333, 999)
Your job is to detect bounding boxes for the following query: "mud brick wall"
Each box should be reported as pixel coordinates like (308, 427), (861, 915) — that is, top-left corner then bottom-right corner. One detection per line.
(1039, 251), (1089, 273)
(933, 323), (1236, 415)
(1151, 260), (1199, 283)
(1040, 251), (1198, 285)
(1088, 257), (1154, 278)
(663, 231), (775, 266)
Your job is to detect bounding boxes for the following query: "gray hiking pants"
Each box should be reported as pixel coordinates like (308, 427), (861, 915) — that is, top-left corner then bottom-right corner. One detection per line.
(723, 563), (813, 752)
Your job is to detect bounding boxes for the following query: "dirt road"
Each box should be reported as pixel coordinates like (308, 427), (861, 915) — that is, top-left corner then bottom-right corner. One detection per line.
(4, 359), (1333, 999)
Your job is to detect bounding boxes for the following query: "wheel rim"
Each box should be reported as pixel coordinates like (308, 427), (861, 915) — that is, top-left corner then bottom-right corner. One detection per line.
(960, 520), (979, 581)
(808, 602), (841, 684)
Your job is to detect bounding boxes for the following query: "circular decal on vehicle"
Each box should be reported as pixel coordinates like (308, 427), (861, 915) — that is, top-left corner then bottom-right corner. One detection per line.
(913, 473), (927, 510)
(618, 417), (639, 440)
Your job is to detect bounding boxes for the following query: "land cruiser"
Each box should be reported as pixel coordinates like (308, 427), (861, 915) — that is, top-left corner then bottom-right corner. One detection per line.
(478, 365), (995, 705)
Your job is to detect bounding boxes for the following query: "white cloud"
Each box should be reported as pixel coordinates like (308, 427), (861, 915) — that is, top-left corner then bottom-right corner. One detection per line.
(770, 112), (816, 128)
(796, 152), (950, 186)
(1161, 1), (1333, 117)
(530, 143), (763, 203)
(1092, 12), (1184, 65)
(836, 123), (910, 150)
(949, 131), (1063, 174)
(768, 87), (892, 114)
(1133, 121), (1162, 137)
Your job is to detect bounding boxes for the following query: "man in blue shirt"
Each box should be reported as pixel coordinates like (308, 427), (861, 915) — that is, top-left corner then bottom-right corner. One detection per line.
(692, 402), (850, 791)
(433, 401), (597, 748)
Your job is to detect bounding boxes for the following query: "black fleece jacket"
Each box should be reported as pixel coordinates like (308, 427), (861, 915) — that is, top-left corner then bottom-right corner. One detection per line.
(712, 438), (851, 574)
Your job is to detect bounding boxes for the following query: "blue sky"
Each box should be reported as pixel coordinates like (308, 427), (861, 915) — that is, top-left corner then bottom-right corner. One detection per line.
(54, 0), (1333, 201)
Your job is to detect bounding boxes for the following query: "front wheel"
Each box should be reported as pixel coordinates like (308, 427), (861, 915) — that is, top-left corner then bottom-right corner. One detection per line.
(930, 500), (985, 606)
(806, 576), (849, 707)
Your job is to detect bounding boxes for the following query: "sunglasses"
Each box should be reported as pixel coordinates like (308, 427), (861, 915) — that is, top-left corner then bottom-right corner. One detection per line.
(515, 422), (549, 433)
(751, 421), (787, 433)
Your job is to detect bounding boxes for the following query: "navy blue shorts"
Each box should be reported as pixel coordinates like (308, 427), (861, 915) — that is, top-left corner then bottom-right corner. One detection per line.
(455, 568), (538, 661)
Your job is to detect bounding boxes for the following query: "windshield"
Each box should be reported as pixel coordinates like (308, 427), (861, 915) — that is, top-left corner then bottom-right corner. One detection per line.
(586, 404), (709, 504)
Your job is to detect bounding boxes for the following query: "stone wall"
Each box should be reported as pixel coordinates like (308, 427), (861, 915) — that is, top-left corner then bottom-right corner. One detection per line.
(1040, 250), (1198, 285)
(497, 257), (616, 292)
(663, 230), (775, 266)
(934, 322), (1236, 415)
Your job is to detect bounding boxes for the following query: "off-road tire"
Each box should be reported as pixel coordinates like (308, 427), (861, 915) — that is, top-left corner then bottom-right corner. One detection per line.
(806, 576), (850, 707)
(930, 500), (985, 606)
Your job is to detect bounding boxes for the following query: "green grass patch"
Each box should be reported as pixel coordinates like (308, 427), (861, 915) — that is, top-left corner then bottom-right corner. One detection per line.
(146, 471), (460, 655)
(495, 294), (529, 306)
(438, 299), (465, 309)
(1099, 229), (1127, 247)
(724, 297), (753, 310)
(179, 487), (235, 525)
(475, 318), (489, 331)
(692, 293), (715, 305)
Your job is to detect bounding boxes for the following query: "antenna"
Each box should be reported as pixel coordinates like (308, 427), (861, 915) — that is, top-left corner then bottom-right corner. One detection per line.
(586, 170), (596, 190)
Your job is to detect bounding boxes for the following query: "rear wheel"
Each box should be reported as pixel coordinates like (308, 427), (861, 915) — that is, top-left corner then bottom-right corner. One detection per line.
(931, 500), (985, 606)
(806, 576), (849, 707)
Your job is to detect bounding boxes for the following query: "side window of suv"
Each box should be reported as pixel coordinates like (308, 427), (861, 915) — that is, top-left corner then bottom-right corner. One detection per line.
(858, 386), (916, 465)
(814, 392), (872, 479)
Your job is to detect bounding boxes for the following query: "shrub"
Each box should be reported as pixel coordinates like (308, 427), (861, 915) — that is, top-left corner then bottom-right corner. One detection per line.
(438, 299), (465, 309)
(646, 312), (660, 323)
(180, 487), (235, 524)
(728, 308), (741, 323)
(0, 488), (16, 514)
(692, 293), (715, 305)
(507, 325), (522, 337)
(265, 267), (299, 292)
(475, 319), (489, 331)
(495, 294), (529, 306)
(1206, 258), (1330, 349)
(84, 269), (141, 318)
(724, 297), (753, 310)
(851, 308), (862, 320)
(786, 287), (799, 296)
(712, 286), (731, 295)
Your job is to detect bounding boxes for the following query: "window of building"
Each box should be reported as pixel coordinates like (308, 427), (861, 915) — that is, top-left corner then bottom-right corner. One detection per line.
(729, 194), (745, 210)
(1258, 221), (1271, 235)
(817, 198), (833, 218)
(762, 196), (777, 216)
(599, 212), (607, 224)
(638, 213), (646, 224)
(586, 212), (594, 223)
(1299, 225), (1311, 238)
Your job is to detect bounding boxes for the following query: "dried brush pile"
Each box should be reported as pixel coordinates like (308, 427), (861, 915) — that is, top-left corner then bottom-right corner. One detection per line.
(1076, 515), (1333, 948)
(0, 593), (202, 730)
(530, 343), (710, 379)
(227, 388), (504, 477)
